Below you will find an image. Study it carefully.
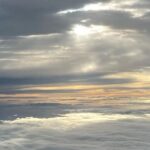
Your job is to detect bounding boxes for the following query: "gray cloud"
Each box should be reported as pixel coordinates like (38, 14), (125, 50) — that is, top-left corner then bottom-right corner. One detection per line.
(0, 0), (149, 94)
(0, 1), (150, 147)
(0, 74), (134, 94)
(0, 0), (105, 37)
(0, 103), (74, 120)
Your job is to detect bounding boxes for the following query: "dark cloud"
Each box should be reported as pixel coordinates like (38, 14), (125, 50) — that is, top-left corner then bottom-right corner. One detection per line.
(0, 0), (106, 37)
(0, 72), (133, 85)
(0, 69), (135, 94)
(0, 0), (149, 96)
(65, 10), (150, 34)
(0, 103), (74, 120)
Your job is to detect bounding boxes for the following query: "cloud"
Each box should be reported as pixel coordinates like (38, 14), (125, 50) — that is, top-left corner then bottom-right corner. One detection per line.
(0, 109), (150, 150)
(0, 99), (150, 149)
(0, 0), (149, 95)
(0, 1), (150, 147)
(0, 103), (74, 120)
(0, 0), (107, 37)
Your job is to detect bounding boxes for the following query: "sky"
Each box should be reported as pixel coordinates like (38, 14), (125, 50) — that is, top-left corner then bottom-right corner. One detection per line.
(0, 0), (150, 104)
(0, 1), (150, 150)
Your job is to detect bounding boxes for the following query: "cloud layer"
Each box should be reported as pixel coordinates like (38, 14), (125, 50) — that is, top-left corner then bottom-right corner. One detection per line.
(0, 98), (150, 150)
(0, 0), (150, 97)
(0, 110), (150, 150)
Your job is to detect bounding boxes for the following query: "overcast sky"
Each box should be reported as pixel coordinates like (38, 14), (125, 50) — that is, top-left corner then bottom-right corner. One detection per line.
(0, 0), (150, 103)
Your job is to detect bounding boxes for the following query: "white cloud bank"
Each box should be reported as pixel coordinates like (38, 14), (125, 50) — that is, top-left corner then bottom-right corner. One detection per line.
(0, 112), (150, 150)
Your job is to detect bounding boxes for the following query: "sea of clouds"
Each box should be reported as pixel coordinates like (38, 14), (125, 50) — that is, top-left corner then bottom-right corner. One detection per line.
(0, 102), (150, 150)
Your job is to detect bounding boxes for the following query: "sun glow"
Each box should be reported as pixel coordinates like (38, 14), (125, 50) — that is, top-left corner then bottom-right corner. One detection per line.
(71, 24), (109, 37)
(72, 25), (92, 36)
